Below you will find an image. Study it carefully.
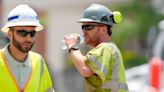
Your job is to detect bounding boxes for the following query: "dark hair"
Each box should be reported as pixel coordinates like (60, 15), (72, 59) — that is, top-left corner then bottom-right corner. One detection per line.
(107, 26), (112, 36)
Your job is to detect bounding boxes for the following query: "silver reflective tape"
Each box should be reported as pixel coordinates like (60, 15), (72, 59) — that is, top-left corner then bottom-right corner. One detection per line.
(88, 56), (107, 76)
(40, 59), (44, 78)
(105, 43), (118, 80)
(104, 43), (124, 92)
(112, 52), (119, 79)
(46, 87), (54, 92)
(37, 57), (44, 91)
(102, 80), (128, 91)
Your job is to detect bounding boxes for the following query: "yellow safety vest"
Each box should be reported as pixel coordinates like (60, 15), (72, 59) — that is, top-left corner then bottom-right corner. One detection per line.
(0, 50), (54, 92)
(84, 42), (128, 92)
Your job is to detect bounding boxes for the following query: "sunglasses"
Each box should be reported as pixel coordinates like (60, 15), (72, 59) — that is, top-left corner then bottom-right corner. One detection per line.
(15, 30), (36, 37)
(81, 24), (103, 31)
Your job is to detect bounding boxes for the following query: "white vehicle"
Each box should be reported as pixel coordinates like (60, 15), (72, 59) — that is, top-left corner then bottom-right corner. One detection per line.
(126, 64), (149, 92)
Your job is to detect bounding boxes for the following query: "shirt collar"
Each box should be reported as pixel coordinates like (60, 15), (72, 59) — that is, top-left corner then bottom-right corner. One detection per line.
(1, 44), (31, 67)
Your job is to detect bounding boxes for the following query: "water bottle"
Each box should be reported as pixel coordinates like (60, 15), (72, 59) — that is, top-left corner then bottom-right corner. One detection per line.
(61, 34), (84, 50)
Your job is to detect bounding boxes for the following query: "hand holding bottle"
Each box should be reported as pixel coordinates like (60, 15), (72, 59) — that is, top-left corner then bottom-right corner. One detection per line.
(62, 33), (84, 50)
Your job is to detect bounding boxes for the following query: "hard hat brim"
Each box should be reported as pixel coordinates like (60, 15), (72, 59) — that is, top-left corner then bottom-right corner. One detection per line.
(1, 22), (43, 32)
(78, 18), (111, 26)
(78, 18), (95, 23)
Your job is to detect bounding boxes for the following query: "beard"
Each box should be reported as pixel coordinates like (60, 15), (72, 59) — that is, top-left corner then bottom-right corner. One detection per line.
(12, 35), (34, 53)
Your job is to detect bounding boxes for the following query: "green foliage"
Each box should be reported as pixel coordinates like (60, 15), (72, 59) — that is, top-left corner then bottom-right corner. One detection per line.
(122, 49), (147, 69)
(111, 0), (164, 68)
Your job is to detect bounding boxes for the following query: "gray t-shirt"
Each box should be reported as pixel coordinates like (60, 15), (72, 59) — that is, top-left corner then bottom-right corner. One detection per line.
(1, 44), (31, 91)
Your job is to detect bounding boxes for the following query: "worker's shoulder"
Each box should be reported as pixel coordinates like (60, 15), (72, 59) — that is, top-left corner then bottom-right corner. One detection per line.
(99, 42), (121, 52)
(99, 42), (117, 49)
(29, 51), (43, 58)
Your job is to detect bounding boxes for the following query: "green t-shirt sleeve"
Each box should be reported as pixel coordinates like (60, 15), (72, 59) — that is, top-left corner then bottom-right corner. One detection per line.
(84, 44), (113, 87)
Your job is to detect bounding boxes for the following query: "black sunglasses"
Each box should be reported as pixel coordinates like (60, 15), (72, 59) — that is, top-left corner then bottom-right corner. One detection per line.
(15, 30), (36, 37)
(81, 24), (103, 31)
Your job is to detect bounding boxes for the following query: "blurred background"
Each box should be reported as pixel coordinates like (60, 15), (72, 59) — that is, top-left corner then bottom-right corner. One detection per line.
(0, 0), (164, 92)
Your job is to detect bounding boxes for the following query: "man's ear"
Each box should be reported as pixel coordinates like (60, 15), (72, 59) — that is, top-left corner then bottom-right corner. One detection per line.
(101, 26), (108, 33)
(8, 31), (12, 40)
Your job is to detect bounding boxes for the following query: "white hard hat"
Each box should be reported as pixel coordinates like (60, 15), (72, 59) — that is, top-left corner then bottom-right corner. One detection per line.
(1, 4), (43, 32)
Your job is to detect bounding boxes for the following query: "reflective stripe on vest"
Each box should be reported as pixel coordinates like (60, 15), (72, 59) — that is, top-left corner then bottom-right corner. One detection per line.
(104, 43), (128, 91)
(0, 51), (42, 92)
(37, 59), (54, 92)
(88, 43), (128, 91)
(88, 56), (107, 76)
(46, 87), (54, 92)
(102, 80), (128, 91)
(38, 59), (44, 90)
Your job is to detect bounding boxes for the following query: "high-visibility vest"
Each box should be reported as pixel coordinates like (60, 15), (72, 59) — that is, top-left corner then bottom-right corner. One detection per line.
(84, 42), (128, 92)
(0, 50), (54, 92)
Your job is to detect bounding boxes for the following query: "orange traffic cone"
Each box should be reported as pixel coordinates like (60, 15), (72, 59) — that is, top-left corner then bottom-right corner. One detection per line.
(149, 57), (162, 92)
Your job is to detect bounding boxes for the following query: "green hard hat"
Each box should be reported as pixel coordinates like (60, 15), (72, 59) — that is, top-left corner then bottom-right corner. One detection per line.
(78, 4), (122, 26)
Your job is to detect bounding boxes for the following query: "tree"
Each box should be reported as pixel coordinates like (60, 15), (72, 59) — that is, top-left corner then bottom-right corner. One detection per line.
(111, 0), (164, 68)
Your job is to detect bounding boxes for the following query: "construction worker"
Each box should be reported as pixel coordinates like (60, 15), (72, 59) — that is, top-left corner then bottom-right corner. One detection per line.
(64, 4), (128, 92)
(0, 4), (54, 92)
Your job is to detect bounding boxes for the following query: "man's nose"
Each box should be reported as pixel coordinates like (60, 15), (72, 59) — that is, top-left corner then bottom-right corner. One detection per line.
(25, 34), (33, 41)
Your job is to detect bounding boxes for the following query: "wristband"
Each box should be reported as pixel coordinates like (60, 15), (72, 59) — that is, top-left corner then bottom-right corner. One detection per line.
(68, 44), (79, 53)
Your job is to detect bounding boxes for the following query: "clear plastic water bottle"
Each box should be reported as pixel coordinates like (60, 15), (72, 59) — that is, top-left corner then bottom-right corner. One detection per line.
(61, 34), (84, 50)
